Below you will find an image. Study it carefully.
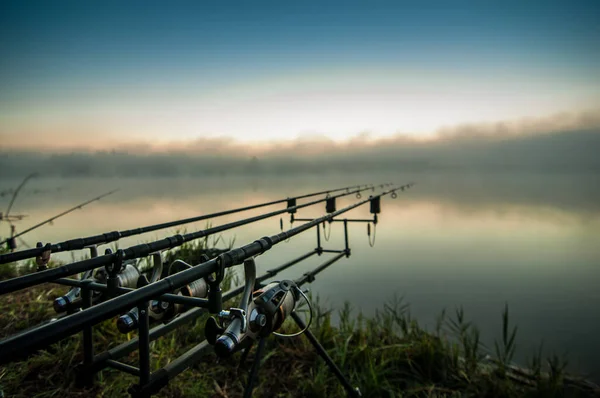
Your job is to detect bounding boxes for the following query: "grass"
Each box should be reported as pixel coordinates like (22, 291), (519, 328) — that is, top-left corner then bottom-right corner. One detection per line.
(0, 241), (599, 397)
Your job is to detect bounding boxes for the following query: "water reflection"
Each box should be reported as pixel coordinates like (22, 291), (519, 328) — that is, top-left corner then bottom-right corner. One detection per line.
(1, 173), (599, 381)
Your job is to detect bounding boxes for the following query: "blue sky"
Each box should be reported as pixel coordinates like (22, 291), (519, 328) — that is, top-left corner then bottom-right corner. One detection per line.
(1, 1), (599, 147)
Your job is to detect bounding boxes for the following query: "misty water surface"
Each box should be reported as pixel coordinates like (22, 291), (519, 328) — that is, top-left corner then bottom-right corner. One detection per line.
(1, 172), (599, 381)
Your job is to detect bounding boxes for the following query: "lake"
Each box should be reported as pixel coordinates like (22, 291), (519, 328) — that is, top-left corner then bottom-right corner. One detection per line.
(1, 172), (599, 381)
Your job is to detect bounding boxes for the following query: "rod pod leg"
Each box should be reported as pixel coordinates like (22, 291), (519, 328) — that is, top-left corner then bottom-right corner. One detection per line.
(75, 283), (95, 388)
(290, 312), (361, 397)
(243, 337), (267, 398)
(239, 341), (255, 368)
(128, 301), (152, 397)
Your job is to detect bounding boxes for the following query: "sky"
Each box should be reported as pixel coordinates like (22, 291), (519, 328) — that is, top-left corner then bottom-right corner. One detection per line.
(1, 0), (599, 149)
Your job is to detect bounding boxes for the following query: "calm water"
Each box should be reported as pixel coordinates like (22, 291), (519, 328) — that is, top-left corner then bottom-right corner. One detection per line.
(1, 172), (599, 381)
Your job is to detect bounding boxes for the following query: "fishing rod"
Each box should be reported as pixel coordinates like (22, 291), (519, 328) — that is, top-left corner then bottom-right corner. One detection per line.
(0, 185), (376, 296)
(0, 184), (373, 265)
(0, 185), (407, 364)
(1, 189), (119, 250)
(2, 173), (38, 220)
(0, 174), (38, 251)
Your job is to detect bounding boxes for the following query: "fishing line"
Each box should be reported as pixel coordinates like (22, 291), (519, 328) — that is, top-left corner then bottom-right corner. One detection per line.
(273, 285), (313, 338)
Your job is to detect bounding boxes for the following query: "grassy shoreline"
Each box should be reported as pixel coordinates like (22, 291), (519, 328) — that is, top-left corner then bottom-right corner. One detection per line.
(0, 243), (599, 397)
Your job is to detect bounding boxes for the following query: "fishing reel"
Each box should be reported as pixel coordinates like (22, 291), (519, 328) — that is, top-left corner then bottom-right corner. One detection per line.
(117, 255), (210, 333)
(206, 257), (310, 358)
(94, 259), (142, 288)
(53, 251), (163, 315)
(53, 268), (98, 313)
(53, 248), (149, 314)
(53, 258), (141, 313)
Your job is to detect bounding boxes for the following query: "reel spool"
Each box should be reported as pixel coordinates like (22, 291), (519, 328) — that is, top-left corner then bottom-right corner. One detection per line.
(117, 258), (208, 333)
(150, 259), (208, 322)
(52, 259), (141, 314)
(94, 261), (141, 288)
(249, 280), (299, 337)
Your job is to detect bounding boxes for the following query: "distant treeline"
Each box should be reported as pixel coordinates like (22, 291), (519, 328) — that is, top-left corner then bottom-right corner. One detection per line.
(1, 129), (599, 178)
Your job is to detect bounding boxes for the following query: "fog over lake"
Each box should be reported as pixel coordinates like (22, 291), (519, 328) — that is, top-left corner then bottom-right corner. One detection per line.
(1, 170), (598, 381)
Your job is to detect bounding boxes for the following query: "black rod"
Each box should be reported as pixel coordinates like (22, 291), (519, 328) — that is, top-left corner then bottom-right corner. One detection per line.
(4, 173), (38, 219)
(162, 340), (211, 380)
(332, 218), (373, 223)
(150, 341), (211, 394)
(82, 285), (94, 366)
(0, 186), (375, 295)
(0, 184), (366, 264)
(138, 301), (151, 385)
(343, 219), (349, 253)
(131, 341), (212, 397)
(294, 218), (373, 223)
(52, 279), (209, 308)
(295, 252), (346, 286)
(53, 278), (83, 288)
(1, 189), (119, 247)
(92, 309), (207, 372)
(316, 224), (321, 253)
(80, 282), (95, 387)
(295, 254), (345, 289)
(154, 295), (208, 308)
(0, 185), (409, 363)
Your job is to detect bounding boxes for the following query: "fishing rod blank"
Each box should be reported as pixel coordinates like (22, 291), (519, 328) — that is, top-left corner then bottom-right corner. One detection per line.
(1, 189), (119, 249)
(0, 185), (376, 296)
(0, 185), (408, 364)
(0, 184), (367, 265)
(3, 173), (38, 219)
